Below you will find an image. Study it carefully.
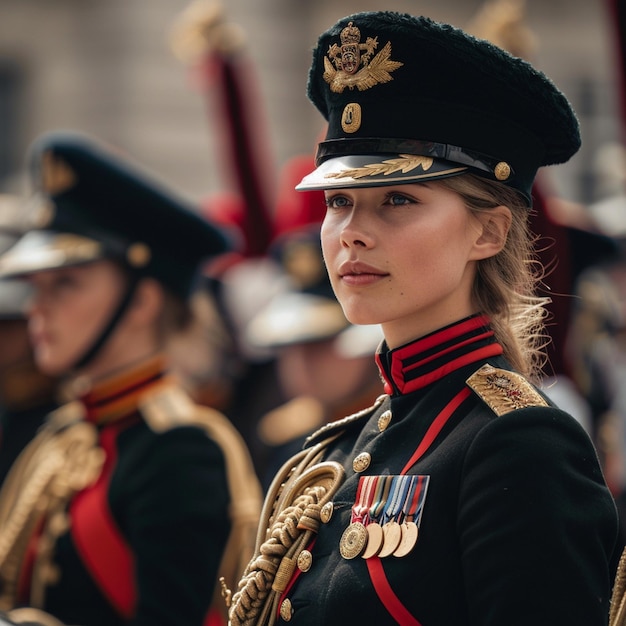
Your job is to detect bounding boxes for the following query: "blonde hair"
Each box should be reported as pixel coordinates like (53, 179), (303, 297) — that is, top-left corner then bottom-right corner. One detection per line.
(437, 173), (550, 381)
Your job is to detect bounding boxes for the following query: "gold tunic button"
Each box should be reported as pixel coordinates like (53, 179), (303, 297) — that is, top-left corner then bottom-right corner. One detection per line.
(353, 452), (371, 473)
(320, 501), (334, 523)
(297, 549), (313, 572)
(378, 409), (392, 432)
(280, 598), (293, 621)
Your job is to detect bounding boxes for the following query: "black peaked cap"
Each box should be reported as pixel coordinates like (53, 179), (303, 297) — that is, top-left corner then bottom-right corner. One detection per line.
(0, 131), (232, 298)
(298, 11), (581, 203)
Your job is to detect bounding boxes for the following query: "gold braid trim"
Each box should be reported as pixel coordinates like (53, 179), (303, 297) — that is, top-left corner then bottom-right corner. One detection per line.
(227, 439), (345, 626)
(0, 402), (104, 615)
(610, 547), (626, 626)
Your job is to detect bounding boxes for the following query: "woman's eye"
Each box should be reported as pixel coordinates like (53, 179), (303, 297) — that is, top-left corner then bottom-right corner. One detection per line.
(51, 275), (78, 292)
(387, 193), (414, 206)
(325, 195), (351, 209)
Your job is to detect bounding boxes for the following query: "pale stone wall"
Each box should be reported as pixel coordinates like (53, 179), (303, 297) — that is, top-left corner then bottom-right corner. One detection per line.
(0, 0), (619, 206)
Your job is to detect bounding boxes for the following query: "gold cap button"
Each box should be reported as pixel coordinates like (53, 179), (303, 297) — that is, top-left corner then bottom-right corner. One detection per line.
(320, 501), (334, 523)
(494, 161), (511, 181)
(297, 550), (313, 572)
(126, 242), (151, 268)
(378, 409), (392, 432)
(353, 452), (371, 473)
(280, 598), (293, 621)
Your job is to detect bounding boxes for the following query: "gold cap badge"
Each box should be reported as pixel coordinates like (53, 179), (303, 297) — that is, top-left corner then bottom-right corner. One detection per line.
(323, 21), (403, 93)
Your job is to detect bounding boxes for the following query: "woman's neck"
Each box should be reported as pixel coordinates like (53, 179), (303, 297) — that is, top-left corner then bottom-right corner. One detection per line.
(75, 321), (162, 382)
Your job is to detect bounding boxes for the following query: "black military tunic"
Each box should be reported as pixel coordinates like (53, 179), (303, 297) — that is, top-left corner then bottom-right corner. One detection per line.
(261, 315), (618, 625)
(8, 355), (234, 626)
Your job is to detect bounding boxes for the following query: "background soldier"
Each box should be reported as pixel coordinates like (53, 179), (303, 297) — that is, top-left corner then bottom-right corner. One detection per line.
(0, 132), (261, 626)
(0, 200), (58, 488)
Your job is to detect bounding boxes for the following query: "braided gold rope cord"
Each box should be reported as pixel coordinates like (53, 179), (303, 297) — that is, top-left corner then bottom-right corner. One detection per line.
(230, 493), (315, 626)
(252, 447), (318, 558)
(228, 460), (344, 626)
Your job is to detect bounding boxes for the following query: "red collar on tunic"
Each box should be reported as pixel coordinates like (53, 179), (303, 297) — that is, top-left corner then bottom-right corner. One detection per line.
(375, 315), (504, 396)
(79, 355), (173, 426)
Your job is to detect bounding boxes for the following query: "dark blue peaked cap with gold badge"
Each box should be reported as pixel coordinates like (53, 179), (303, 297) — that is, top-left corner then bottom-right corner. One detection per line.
(0, 131), (232, 298)
(296, 11), (581, 204)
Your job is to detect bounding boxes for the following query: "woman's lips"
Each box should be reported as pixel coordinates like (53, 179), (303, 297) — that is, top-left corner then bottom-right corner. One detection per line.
(339, 261), (389, 286)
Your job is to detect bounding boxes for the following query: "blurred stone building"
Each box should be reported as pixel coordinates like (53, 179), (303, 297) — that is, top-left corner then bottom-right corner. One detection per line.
(0, 0), (620, 207)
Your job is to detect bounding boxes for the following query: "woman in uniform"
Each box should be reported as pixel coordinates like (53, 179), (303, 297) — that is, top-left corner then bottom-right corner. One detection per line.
(0, 131), (261, 626)
(227, 11), (619, 626)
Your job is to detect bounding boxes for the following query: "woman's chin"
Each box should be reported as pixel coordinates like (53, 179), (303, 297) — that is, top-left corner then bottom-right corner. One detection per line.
(34, 350), (71, 378)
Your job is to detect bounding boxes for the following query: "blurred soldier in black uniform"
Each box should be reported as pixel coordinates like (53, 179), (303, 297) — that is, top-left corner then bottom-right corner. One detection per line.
(0, 132), (261, 626)
(226, 12), (618, 626)
(0, 213), (58, 488)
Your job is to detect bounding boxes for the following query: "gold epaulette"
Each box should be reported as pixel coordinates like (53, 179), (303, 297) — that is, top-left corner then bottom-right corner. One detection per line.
(139, 384), (198, 433)
(303, 394), (388, 448)
(466, 364), (548, 416)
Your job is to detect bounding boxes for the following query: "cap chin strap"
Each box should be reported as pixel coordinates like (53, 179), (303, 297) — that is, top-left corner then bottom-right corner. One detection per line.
(71, 274), (141, 372)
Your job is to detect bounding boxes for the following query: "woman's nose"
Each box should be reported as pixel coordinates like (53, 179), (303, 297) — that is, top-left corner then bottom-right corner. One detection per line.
(340, 210), (373, 248)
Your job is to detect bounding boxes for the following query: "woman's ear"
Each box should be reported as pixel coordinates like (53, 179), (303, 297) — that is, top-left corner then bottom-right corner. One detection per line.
(129, 278), (165, 327)
(469, 205), (512, 260)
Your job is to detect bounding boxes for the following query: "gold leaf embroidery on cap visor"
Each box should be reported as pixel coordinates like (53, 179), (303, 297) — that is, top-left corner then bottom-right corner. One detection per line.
(324, 154), (435, 180)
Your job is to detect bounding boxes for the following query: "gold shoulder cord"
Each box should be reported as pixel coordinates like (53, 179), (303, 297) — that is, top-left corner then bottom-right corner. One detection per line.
(226, 436), (345, 626)
(0, 402), (104, 623)
(224, 395), (384, 626)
